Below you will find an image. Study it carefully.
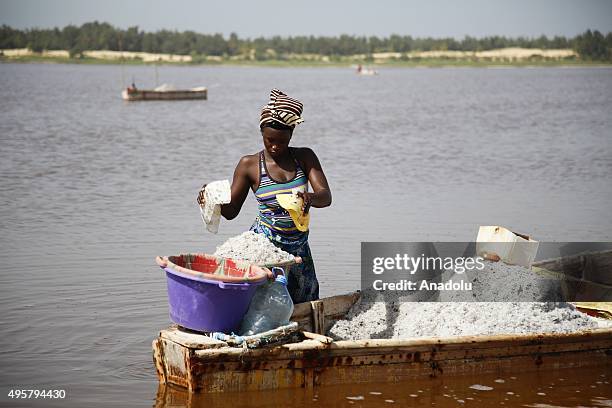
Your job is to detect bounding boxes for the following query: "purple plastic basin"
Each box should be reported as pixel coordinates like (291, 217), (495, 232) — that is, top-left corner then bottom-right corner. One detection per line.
(162, 266), (265, 333)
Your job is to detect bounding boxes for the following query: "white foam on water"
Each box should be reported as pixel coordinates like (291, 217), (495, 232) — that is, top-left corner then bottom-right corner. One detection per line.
(470, 384), (494, 391)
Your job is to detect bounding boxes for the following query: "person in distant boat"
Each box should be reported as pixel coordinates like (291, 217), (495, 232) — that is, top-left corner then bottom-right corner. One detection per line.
(357, 64), (362, 74)
(197, 89), (332, 303)
(127, 81), (137, 93)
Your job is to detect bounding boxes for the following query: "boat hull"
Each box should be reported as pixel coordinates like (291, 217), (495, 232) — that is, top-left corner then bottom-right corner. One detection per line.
(122, 89), (207, 101)
(152, 290), (612, 392)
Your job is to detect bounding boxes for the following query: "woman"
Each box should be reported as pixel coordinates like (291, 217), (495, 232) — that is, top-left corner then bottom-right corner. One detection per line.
(198, 89), (332, 303)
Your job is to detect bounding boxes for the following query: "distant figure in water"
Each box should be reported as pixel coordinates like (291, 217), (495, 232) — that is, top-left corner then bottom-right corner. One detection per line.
(356, 64), (362, 74)
(197, 89), (332, 303)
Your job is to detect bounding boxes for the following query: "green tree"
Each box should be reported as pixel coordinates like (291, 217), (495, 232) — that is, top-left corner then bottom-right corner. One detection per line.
(575, 30), (609, 60)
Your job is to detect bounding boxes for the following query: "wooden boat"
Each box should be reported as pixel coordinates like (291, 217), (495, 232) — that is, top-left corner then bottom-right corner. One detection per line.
(153, 250), (612, 393)
(122, 86), (207, 101)
(152, 294), (612, 393)
(357, 68), (378, 76)
(355, 64), (379, 76)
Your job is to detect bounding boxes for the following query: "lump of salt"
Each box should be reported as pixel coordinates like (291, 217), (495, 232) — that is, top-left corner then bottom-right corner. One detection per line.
(200, 180), (231, 234)
(213, 231), (294, 265)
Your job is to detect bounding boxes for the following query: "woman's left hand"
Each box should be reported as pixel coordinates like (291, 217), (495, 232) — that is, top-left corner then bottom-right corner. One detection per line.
(297, 191), (312, 214)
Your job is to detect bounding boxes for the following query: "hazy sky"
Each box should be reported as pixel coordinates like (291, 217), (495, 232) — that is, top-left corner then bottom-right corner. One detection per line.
(1, 0), (611, 38)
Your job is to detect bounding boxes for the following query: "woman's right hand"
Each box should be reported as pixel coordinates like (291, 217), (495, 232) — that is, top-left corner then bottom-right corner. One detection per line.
(197, 184), (207, 206)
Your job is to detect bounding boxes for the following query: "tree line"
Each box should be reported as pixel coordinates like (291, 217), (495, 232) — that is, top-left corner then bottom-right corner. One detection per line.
(1, 22), (611, 61)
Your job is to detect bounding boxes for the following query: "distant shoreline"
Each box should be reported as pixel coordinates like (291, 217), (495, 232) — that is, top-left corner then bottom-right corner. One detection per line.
(2, 56), (611, 68)
(2, 48), (611, 68)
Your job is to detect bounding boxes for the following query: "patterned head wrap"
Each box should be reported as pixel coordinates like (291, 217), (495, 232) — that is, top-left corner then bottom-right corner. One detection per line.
(259, 89), (304, 129)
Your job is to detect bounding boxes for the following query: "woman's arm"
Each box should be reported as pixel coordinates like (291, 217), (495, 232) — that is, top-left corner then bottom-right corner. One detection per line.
(296, 147), (332, 212)
(197, 156), (254, 220)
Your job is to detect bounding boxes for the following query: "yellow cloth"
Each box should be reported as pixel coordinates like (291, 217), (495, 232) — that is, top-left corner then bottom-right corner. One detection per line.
(276, 193), (310, 232)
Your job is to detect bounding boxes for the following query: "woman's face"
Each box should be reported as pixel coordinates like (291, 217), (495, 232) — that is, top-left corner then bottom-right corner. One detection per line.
(262, 127), (292, 158)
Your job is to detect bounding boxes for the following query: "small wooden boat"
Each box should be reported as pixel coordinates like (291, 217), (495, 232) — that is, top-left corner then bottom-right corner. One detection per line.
(356, 65), (379, 76)
(153, 293), (612, 393)
(357, 68), (379, 76)
(122, 86), (207, 101)
(153, 250), (612, 393)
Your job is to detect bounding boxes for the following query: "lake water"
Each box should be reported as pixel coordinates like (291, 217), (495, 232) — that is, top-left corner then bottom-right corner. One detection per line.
(156, 366), (611, 408)
(0, 63), (611, 407)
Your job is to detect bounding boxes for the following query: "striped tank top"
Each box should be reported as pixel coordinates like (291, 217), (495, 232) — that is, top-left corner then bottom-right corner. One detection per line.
(253, 149), (309, 245)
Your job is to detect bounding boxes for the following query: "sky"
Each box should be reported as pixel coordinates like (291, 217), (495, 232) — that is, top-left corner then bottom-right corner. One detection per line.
(1, 0), (611, 39)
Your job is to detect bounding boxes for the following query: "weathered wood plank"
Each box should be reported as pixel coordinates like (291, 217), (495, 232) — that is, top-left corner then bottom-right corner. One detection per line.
(291, 291), (360, 332)
(182, 338), (611, 392)
(311, 300), (325, 335)
(190, 328), (612, 362)
(533, 268), (612, 301)
(182, 335), (612, 376)
(324, 328), (612, 351)
(302, 331), (334, 344)
(573, 302), (612, 319)
(160, 326), (227, 349)
(314, 349), (610, 387)
(189, 359), (307, 392)
(533, 249), (612, 285)
(318, 291), (361, 318)
(152, 339), (166, 384)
